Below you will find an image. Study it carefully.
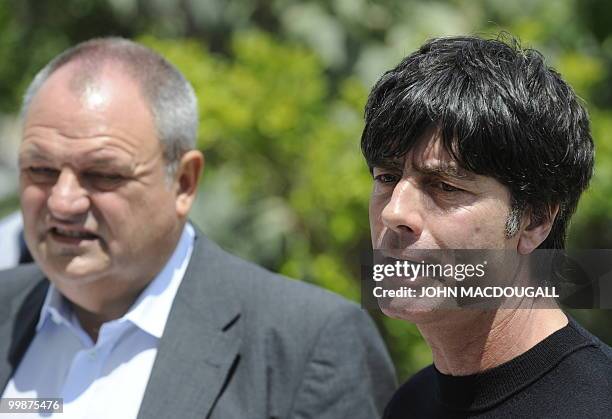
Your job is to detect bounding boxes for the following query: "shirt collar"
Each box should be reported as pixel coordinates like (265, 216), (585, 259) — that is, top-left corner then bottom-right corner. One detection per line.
(36, 223), (196, 339)
(36, 280), (71, 331)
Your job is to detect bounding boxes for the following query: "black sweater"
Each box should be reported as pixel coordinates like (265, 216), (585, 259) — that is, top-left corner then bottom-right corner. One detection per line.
(384, 318), (612, 419)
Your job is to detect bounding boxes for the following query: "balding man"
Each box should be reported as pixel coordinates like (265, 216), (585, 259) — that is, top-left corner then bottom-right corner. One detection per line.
(0, 38), (395, 419)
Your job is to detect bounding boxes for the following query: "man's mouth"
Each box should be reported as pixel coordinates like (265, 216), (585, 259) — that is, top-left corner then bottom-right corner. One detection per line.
(50, 227), (99, 242)
(377, 250), (442, 266)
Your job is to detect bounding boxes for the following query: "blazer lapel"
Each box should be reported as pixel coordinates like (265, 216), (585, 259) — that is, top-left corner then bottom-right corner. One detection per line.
(137, 231), (242, 419)
(0, 276), (48, 392)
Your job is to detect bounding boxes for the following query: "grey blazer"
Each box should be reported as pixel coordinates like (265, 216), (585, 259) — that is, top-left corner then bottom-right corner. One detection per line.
(0, 229), (396, 418)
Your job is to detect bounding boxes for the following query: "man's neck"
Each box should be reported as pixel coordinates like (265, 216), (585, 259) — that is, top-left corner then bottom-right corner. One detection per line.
(417, 308), (568, 376)
(71, 288), (146, 342)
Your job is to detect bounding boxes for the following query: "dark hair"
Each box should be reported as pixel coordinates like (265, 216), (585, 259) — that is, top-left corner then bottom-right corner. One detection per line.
(361, 35), (594, 249)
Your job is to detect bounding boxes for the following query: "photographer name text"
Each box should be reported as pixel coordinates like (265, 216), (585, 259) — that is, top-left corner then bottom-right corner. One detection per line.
(373, 286), (559, 299)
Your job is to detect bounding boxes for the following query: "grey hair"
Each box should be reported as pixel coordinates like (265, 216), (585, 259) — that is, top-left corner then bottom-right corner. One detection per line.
(20, 37), (199, 179)
(504, 200), (524, 239)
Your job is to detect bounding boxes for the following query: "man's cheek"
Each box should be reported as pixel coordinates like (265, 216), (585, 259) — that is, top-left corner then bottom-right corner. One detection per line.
(369, 201), (384, 244)
(369, 219), (386, 248)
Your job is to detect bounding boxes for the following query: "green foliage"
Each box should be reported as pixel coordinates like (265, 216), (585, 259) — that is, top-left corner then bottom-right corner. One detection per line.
(142, 33), (431, 379)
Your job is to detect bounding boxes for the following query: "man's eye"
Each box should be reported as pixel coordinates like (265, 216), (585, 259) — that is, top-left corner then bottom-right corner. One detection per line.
(374, 173), (399, 184)
(432, 181), (462, 193)
(26, 167), (59, 182)
(84, 172), (125, 189)
(29, 167), (57, 174)
(86, 172), (123, 180)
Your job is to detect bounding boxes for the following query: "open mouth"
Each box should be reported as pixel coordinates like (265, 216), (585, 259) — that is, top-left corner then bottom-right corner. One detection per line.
(50, 227), (99, 242)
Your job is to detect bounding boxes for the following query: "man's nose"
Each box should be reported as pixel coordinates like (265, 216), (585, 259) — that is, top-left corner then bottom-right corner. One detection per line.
(47, 169), (90, 220)
(380, 179), (424, 240)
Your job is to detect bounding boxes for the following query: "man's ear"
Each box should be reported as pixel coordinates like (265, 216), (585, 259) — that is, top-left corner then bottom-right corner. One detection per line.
(174, 150), (205, 217)
(517, 204), (560, 255)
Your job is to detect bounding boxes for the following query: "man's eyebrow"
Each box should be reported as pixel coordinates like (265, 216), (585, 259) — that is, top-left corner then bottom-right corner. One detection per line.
(79, 158), (133, 174)
(19, 148), (129, 169)
(370, 158), (476, 181)
(416, 162), (476, 181)
(18, 149), (51, 162)
(370, 159), (404, 172)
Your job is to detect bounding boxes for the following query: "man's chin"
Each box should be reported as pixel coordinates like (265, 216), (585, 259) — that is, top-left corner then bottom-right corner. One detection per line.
(41, 256), (111, 285)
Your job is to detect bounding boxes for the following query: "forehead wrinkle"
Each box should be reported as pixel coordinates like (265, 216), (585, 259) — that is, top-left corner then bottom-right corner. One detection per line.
(24, 117), (146, 151)
(407, 139), (475, 181)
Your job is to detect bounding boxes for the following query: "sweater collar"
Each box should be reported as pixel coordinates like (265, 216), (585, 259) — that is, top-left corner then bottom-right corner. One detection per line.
(434, 317), (595, 411)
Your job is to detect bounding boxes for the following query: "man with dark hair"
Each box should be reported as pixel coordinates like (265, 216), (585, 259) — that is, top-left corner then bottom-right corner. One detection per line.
(0, 37), (396, 418)
(362, 35), (612, 418)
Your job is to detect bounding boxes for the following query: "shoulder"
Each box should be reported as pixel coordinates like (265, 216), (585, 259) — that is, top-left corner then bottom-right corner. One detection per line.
(553, 318), (612, 390)
(189, 231), (393, 363)
(0, 263), (46, 318)
(187, 232), (396, 416)
(0, 263), (45, 297)
(192, 232), (369, 327)
(569, 316), (612, 361)
(525, 317), (612, 412)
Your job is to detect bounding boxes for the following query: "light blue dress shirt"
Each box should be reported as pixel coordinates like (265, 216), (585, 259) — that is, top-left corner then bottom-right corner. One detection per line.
(1, 223), (195, 418)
